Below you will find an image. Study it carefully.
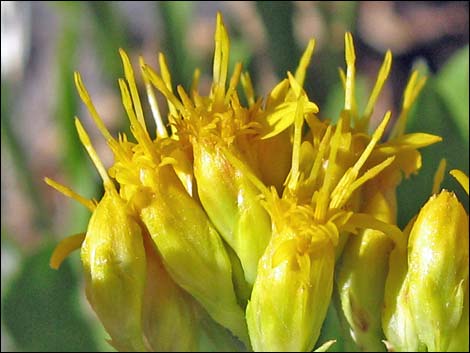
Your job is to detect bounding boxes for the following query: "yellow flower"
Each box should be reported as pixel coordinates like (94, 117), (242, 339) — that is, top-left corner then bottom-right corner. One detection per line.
(47, 113), (243, 349)
(228, 87), (403, 351)
(141, 13), (318, 287)
(48, 118), (147, 351)
(76, 49), (249, 344)
(246, 203), (336, 351)
(408, 190), (468, 351)
(331, 33), (441, 351)
(47, 22), (252, 347)
(45, 10), (460, 353)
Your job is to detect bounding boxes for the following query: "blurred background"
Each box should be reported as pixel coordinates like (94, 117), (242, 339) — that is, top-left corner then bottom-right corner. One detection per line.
(1, 1), (468, 351)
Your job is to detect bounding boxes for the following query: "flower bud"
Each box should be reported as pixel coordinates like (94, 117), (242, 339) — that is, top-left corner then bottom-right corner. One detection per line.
(382, 217), (420, 352)
(138, 164), (249, 346)
(335, 174), (397, 351)
(406, 190), (469, 351)
(246, 209), (335, 352)
(142, 233), (199, 352)
(383, 190), (469, 352)
(192, 140), (272, 286)
(80, 190), (146, 352)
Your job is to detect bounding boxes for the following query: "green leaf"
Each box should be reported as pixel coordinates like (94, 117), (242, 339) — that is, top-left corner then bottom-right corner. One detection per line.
(397, 61), (469, 227)
(255, 1), (300, 79)
(87, 2), (131, 81)
(158, 1), (196, 89)
(434, 45), (469, 143)
(1, 81), (52, 234)
(52, 6), (99, 237)
(2, 243), (99, 352)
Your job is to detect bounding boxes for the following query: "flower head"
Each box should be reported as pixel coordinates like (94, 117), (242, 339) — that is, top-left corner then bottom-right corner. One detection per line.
(44, 10), (460, 353)
(332, 33), (441, 351)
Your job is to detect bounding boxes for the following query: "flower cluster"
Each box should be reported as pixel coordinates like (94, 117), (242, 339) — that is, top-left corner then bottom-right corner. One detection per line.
(47, 13), (468, 352)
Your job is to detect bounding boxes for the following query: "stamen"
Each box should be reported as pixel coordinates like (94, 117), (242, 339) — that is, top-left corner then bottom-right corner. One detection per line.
(266, 78), (290, 108)
(142, 64), (186, 113)
(328, 112), (391, 209)
(362, 50), (392, 126)
(44, 177), (96, 211)
(349, 156), (395, 193)
(75, 118), (115, 191)
(225, 62), (243, 105)
(391, 71), (427, 138)
(240, 72), (255, 106)
(315, 117), (344, 221)
(354, 111), (391, 173)
(287, 97), (305, 191)
(158, 52), (178, 118)
(432, 159), (447, 194)
(74, 72), (114, 142)
(308, 125), (332, 184)
(294, 39), (315, 88)
(140, 56), (168, 139)
(287, 71), (302, 98)
(213, 12), (230, 93)
(119, 49), (146, 132)
(190, 68), (201, 97)
(118, 79), (159, 162)
(177, 85), (196, 112)
(344, 32), (356, 113)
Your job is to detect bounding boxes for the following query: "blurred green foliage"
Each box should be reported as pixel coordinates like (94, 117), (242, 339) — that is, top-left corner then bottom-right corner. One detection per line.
(397, 45), (470, 228)
(2, 243), (99, 352)
(1, 2), (468, 352)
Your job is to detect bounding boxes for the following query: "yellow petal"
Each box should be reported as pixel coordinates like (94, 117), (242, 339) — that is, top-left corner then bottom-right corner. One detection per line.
(50, 233), (86, 270)
(450, 169), (469, 195)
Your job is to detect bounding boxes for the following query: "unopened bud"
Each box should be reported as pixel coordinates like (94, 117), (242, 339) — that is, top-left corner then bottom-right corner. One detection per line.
(80, 191), (146, 352)
(192, 141), (272, 286)
(246, 216), (335, 351)
(406, 191), (469, 351)
(139, 165), (249, 346)
(142, 234), (199, 351)
(336, 175), (397, 351)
